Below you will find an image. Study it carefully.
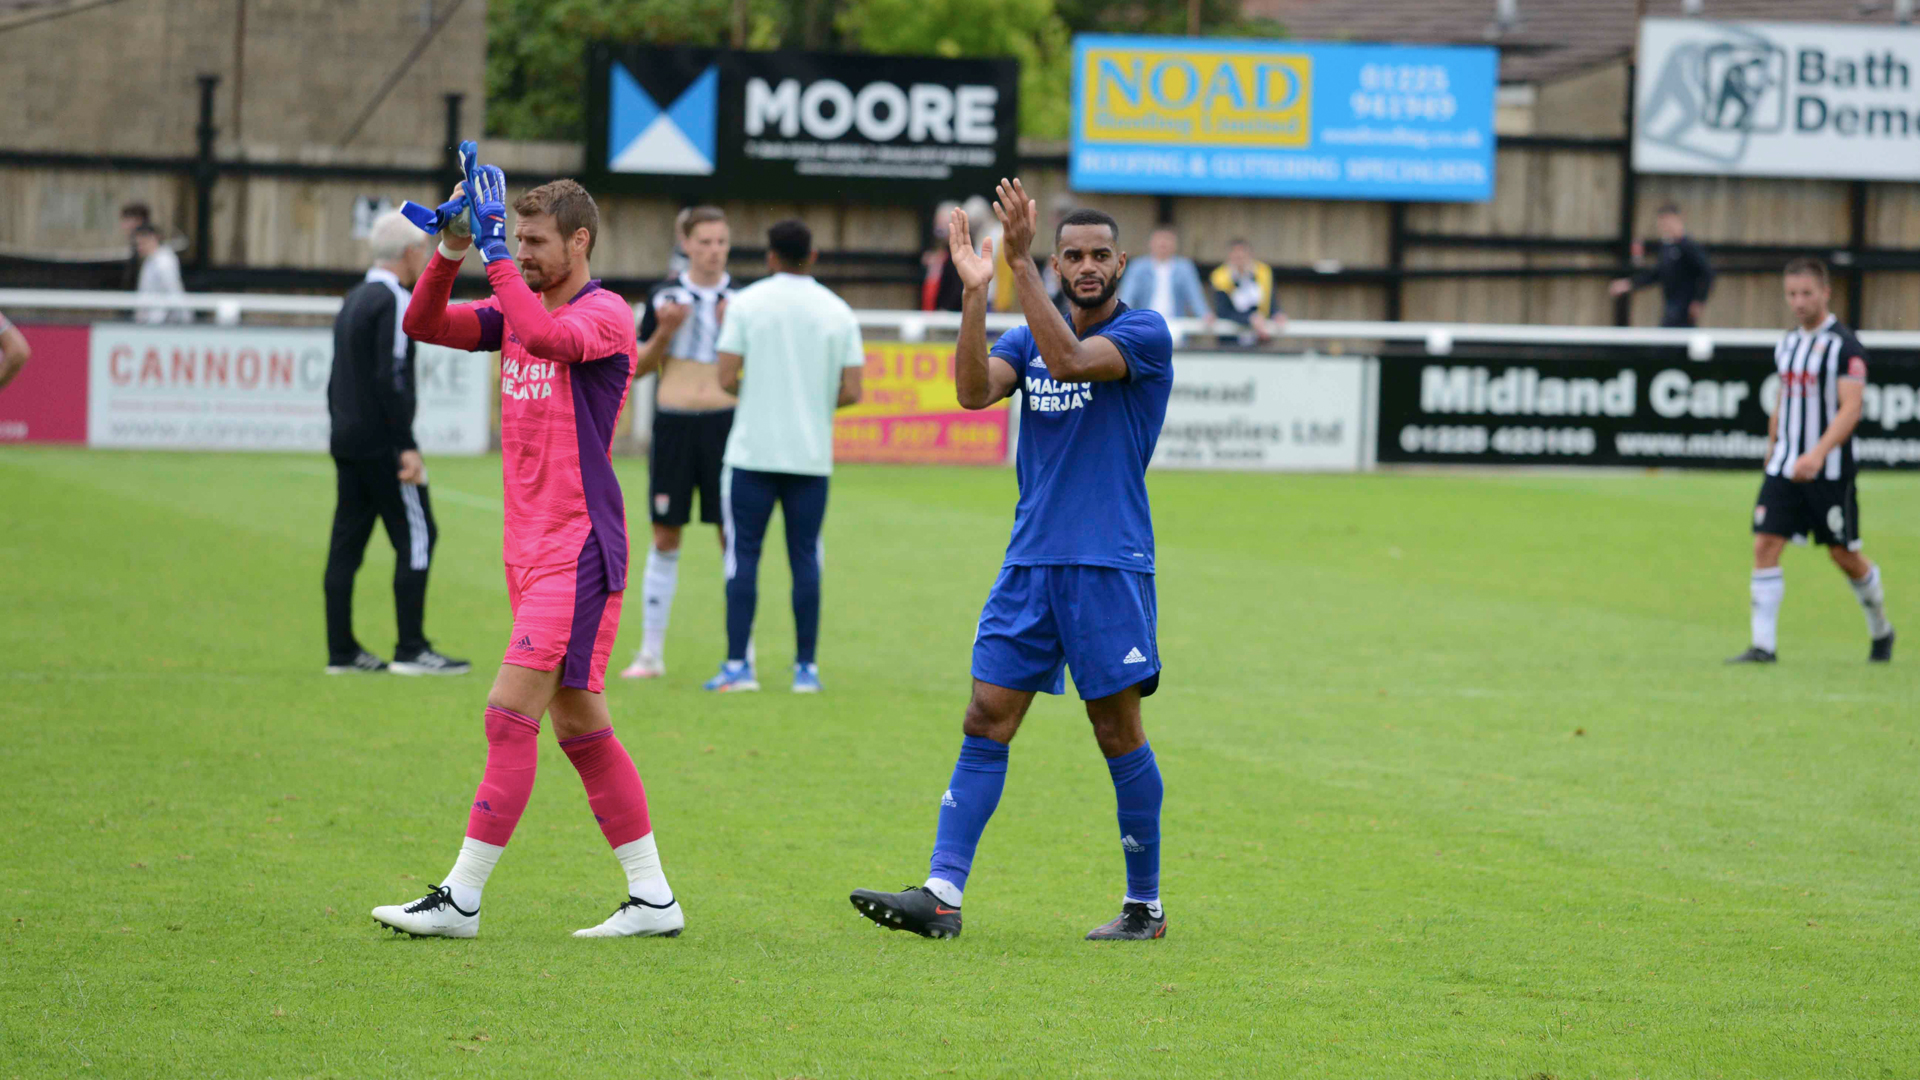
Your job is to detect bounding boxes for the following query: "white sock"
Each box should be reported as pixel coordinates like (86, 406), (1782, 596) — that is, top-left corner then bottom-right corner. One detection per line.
(1125, 895), (1164, 918)
(442, 837), (503, 912)
(1851, 563), (1893, 638)
(923, 877), (963, 907)
(640, 547), (679, 658)
(1751, 568), (1785, 653)
(612, 833), (674, 905)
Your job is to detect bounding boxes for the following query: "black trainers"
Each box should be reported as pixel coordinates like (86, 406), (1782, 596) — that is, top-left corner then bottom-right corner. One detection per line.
(849, 886), (962, 939)
(1086, 902), (1166, 941)
(1724, 647), (1777, 665)
(391, 647), (472, 676)
(1871, 630), (1895, 663)
(325, 650), (389, 675)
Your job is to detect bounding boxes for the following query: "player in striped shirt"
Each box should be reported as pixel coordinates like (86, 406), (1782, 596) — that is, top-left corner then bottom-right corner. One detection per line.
(1731, 257), (1895, 664)
(371, 160), (685, 939)
(622, 206), (738, 680)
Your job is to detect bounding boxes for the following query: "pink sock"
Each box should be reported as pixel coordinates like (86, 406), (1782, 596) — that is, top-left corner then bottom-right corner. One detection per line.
(465, 706), (541, 846)
(559, 726), (653, 848)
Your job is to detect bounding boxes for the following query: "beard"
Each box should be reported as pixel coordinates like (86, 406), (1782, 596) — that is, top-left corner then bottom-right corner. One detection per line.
(521, 256), (568, 293)
(1066, 274), (1119, 310)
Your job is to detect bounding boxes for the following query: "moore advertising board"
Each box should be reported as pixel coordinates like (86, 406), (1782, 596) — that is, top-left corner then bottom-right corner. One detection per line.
(587, 45), (1019, 202)
(1070, 35), (1496, 201)
(1636, 19), (1920, 179)
(88, 325), (494, 454)
(1152, 354), (1372, 472)
(1376, 354), (1920, 469)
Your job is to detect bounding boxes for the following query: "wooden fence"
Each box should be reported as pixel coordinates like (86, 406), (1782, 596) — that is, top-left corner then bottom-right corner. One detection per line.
(8, 135), (1920, 328)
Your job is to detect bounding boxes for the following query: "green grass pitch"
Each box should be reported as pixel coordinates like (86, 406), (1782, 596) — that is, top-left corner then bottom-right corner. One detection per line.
(2, 448), (1916, 1078)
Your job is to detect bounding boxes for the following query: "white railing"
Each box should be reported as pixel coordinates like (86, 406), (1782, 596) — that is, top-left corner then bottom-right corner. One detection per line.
(7, 287), (1920, 357)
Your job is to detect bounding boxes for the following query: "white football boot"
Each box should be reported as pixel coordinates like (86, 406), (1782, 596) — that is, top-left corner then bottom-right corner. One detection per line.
(571, 896), (685, 938)
(620, 650), (666, 679)
(371, 885), (479, 939)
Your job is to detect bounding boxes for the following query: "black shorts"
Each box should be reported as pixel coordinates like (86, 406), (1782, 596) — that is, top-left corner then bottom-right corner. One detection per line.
(650, 408), (733, 526)
(1753, 473), (1861, 550)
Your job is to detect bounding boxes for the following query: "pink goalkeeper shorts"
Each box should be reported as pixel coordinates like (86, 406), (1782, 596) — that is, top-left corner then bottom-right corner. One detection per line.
(503, 536), (623, 694)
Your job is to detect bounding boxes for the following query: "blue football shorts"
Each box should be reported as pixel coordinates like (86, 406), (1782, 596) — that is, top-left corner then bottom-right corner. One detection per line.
(970, 564), (1161, 701)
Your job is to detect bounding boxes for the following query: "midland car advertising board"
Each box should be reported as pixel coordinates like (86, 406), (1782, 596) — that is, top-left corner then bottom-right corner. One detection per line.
(1151, 354), (1373, 471)
(1636, 19), (1920, 179)
(1070, 35), (1496, 201)
(1376, 354), (1920, 469)
(588, 45), (1019, 202)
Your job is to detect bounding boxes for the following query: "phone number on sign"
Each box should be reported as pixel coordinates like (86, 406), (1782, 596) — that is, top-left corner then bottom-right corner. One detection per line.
(1398, 425), (1598, 456)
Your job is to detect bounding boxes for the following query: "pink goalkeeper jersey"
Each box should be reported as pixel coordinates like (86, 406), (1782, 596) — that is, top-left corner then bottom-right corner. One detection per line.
(407, 254), (639, 587)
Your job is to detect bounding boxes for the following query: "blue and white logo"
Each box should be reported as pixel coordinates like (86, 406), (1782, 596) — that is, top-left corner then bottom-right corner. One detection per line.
(608, 61), (718, 176)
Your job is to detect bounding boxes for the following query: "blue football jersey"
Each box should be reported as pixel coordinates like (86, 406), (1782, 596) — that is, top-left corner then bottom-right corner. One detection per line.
(988, 302), (1173, 573)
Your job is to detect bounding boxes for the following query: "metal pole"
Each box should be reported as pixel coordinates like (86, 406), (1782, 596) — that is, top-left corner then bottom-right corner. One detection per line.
(1848, 179), (1868, 325)
(193, 74), (220, 273)
(442, 93), (464, 193)
(1386, 201), (1407, 321)
(1614, 63), (1637, 327)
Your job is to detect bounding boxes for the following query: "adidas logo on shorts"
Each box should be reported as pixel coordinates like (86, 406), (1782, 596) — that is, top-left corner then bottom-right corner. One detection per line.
(1122, 647), (1148, 665)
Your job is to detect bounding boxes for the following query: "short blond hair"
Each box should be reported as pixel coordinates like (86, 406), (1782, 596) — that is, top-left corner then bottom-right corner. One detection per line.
(513, 179), (600, 256)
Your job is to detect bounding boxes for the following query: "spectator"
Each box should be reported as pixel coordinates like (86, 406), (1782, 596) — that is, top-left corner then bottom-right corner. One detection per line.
(920, 200), (964, 312)
(1209, 238), (1285, 346)
(133, 224), (189, 324)
(322, 210), (467, 676)
(1118, 226), (1210, 329)
(119, 202), (151, 289)
(1609, 202), (1714, 327)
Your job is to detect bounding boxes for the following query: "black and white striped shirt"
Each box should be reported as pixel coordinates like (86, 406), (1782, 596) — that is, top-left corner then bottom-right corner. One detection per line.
(640, 273), (734, 364)
(1766, 314), (1868, 481)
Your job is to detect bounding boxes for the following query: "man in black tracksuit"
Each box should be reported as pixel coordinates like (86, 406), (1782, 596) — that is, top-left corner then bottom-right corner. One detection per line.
(1610, 202), (1715, 328)
(323, 211), (469, 676)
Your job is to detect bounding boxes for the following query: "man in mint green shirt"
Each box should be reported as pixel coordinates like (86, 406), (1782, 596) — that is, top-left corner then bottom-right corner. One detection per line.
(708, 219), (865, 693)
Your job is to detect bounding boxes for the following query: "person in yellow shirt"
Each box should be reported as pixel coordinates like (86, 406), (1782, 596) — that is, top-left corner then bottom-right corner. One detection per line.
(1208, 239), (1285, 347)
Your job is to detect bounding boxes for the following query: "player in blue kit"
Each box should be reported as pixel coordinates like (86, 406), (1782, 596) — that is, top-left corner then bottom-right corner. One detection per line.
(850, 178), (1174, 941)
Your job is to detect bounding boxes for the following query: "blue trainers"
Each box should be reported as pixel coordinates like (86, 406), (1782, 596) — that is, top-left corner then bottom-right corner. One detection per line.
(703, 660), (760, 693)
(791, 663), (821, 694)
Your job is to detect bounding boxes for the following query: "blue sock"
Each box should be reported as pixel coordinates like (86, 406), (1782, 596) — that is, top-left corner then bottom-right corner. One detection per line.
(926, 736), (1009, 900)
(1107, 743), (1162, 905)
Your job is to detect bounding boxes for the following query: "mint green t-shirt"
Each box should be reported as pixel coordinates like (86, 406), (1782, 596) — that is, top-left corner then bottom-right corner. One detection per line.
(716, 272), (865, 476)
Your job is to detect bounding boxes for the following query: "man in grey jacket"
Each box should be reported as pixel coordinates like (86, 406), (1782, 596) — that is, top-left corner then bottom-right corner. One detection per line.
(1117, 227), (1210, 330)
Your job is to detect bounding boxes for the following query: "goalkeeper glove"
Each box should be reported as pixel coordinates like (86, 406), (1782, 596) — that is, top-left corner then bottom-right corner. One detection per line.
(398, 140), (479, 236)
(397, 194), (470, 237)
(459, 141), (511, 264)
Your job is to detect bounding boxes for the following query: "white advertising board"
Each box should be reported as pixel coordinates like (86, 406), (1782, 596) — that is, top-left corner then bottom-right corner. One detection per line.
(87, 325), (493, 454)
(1152, 354), (1373, 472)
(1636, 18), (1920, 179)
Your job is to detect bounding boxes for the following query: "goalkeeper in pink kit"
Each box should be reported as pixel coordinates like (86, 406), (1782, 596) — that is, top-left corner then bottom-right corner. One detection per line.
(370, 145), (684, 939)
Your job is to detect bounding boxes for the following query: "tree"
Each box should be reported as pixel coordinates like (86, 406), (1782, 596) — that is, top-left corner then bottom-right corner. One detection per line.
(485, 0), (789, 141)
(835, 0), (1073, 139)
(1055, 0), (1283, 37)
